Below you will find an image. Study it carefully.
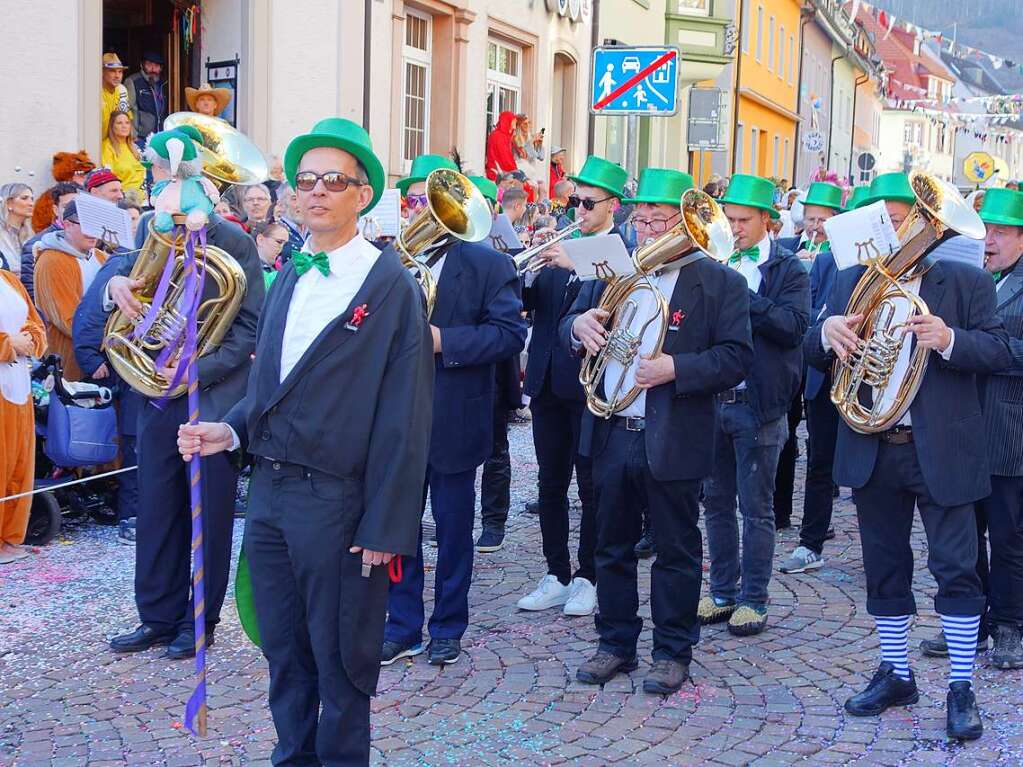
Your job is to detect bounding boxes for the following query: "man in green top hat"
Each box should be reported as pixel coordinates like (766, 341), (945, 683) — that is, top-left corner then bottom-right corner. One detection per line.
(177, 117), (434, 765)
(861, 171), (916, 230)
(565, 166), (753, 693)
(699, 173), (809, 638)
(396, 153), (458, 219)
(468, 175), (498, 208)
(845, 185), (870, 211)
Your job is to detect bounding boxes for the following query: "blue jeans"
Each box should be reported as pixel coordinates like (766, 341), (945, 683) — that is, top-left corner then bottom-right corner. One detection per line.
(703, 402), (788, 608)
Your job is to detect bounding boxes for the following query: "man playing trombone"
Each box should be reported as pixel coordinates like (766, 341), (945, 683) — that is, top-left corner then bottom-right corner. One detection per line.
(562, 168), (753, 693)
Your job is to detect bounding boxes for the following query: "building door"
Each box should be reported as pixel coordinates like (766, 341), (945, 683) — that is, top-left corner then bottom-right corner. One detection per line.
(551, 52), (576, 158)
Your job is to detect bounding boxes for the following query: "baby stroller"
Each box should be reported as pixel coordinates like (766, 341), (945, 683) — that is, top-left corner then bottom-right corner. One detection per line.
(24, 355), (121, 546)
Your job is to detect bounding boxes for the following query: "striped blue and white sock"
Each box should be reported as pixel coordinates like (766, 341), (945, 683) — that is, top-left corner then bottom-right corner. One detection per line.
(940, 613), (981, 687)
(875, 615), (912, 681)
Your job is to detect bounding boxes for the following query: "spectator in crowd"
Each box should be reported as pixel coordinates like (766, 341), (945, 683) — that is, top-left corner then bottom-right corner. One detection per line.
(125, 52), (166, 143)
(275, 183), (306, 260)
(85, 168), (125, 204)
(20, 182), (80, 301)
(549, 147), (567, 194)
(31, 151), (94, 234)
(185, 83), (231, 118)
(550, 179), (574, 221)
(514, 114), (546, 184)
(501, 187), (528, 232)
(101, 53), (130, 136)
(118, 200), (142, 237)
(250, 219), (289, 290)
(101, 111), (145, 194)
(0, 184), (34, 276)
(265, 154), (285, 200)
(486, 111), (519, 181)
(0, 268), (47, 565)
(241, 183), (273, 225)
(33, 201), (108, 381)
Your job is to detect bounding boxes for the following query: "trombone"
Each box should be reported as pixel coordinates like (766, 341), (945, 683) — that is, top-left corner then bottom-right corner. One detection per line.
(513, 221), (583, 273)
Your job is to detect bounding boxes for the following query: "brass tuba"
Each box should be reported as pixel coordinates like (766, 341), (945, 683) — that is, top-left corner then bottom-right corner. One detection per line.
(395, 168), (492, 317)
(580, 189), (734, 418)
(830, 172), (986, 433)
(102, 116), (268, 399)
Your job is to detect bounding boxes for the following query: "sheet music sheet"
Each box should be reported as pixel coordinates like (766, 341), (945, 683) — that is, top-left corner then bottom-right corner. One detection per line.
(929, 234), (985, 269)
(824, 200), (901, 271)
(359, 189), (401, 238)
(562, 233), (635, 281)
(74, 193), (134, 249)
(486, 214), (523, 253)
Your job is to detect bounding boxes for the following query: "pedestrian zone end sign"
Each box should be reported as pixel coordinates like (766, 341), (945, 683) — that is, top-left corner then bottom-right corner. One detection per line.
(590, 46), (681, 116)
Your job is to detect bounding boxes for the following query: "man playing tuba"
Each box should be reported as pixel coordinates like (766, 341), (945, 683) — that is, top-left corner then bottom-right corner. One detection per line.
(563, 168), (753, 693)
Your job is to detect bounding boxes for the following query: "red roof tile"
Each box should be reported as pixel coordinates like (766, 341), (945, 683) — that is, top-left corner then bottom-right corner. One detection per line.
(857, 9), (955, 102)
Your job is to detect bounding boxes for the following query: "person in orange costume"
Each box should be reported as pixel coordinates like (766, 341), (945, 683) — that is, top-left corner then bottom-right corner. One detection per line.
(0, 270), (47, 564)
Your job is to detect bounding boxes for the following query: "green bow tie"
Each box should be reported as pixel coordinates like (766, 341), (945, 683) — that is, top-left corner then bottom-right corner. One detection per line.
(293, 250), (330, 277)
(729, 246), (761, 266)
(993, 271), (1002, 282)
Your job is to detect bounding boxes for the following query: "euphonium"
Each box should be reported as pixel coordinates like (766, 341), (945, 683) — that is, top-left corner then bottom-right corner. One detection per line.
(830, 172), (986, 433)
(580, 189), (734, 418)
(395, 168), (492, 317)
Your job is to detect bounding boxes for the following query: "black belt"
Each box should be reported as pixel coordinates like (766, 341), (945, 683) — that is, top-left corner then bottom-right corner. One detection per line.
(880, 426), (914, 445)
(612, 415), (646, 432)
(254, 455), (315, 478)
(717, 388), (750, 405)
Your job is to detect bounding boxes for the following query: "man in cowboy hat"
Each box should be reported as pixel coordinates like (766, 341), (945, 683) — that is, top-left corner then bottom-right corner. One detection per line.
(382, 154), (526, 667)
(101, 52), (130, 136)
(565, 167), (753, 692)
(186, 83), (232, 118)
(776, 181), (844, 575)
(700, 173), (810, 637)
(177, 118), (434, 764)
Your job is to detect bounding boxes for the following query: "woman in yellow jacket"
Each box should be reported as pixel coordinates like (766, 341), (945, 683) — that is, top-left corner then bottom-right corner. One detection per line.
(101, 110), (145, 195)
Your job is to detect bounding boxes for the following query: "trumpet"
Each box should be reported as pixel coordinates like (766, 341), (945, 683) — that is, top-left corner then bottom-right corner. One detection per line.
(513, 221), (583, 273)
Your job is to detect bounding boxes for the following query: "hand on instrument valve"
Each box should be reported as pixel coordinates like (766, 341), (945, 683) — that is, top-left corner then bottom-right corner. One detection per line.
(904, 314), (952, 352)
(535, 242), (574, 271)
(823, 313), (864, 362)
(635, 353), (676, 389)
(572, 308), (609, 355)
(177, 422), (235, 461)
(107, 275), (146, 320)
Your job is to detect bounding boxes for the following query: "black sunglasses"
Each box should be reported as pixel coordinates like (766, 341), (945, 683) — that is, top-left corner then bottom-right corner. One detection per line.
(294, 170), (364, 193)
(568, 194), (614, 211)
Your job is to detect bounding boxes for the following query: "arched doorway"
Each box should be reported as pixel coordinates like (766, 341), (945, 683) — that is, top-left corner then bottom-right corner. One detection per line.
(551, 52), (577, 159)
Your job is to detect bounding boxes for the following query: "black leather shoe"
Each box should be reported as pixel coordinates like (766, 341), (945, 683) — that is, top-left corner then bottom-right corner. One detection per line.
(525, 501), (540, 515)
(992, 624), (1023, 670)
(634, 529), (655, 559)
(576, 650), (639, 685)
(165, 627), (216, 660)
(947, 681), (983, 740)
(920, 631), (989, 658)
(427, 638), (461, 665)
(643, 659), (690, 694)
(844, 662), (919, 716)
(824, 526), (836, 540)
(109, 624), (175, 653)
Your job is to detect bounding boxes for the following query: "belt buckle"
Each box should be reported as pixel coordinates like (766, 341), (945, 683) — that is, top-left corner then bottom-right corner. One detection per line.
(720, 389), (736, 405)
(625, 416), (644, 432)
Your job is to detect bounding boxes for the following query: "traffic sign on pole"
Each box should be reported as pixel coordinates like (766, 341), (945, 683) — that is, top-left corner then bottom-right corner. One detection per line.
(590, 46), (681, 116)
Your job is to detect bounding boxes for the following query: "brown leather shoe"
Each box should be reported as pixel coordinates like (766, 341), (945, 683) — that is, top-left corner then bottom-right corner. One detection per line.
(643, 659), (690, 694)
(576, 650), (639, 685)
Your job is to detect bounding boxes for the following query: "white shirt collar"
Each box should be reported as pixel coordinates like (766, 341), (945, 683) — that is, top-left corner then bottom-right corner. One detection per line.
(302, 233), (378, 275)
(756, 235), (771, 264)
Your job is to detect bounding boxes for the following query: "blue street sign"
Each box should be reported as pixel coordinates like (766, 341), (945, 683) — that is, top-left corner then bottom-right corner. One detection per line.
(590, 46), (681, 116)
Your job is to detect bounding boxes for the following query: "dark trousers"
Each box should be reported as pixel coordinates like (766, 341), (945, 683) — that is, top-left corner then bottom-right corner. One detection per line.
(480, 405), (510, 530)
(853, 441), (985, 617)
(800, 386), (839, 554)
(116, 434), (138, 523)
(135, 399), (238, 632)
(530, 384), (596, 585)
(592, 425), (702, 663)
(976, 475), (1023, 628)
(245, 462), (377, 767)
(773, 389), (804, 527)
(386, 467), (476, 645)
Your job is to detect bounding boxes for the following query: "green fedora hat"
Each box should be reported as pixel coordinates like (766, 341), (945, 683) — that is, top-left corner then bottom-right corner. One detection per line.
(845, 185), (870, 211)
(468, 175), (498, 205)
(568, 155), (628, 198)
(979, 187), (1023, 227)
(284, 117), (386, 212)
(862, 172), (915, 207)
(396, 154), (458, 197)
(719, 173), (780, 219)
(625, 167), (694, 206)
(803, 182), (844, 212)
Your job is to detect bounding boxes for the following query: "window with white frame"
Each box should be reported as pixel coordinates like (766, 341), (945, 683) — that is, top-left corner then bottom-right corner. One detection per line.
(750, 126), (759, 174)
(778, 25), (784, 78)
(676, 0), (710, 15)
(401, 10), (431, 170)
(741, 0), (750, 53)
(756, 6), (763, 62)
(788, 35), (795, 83)
(486, 39), (523, 138)
(784, 137), (791, 176)
(768, 16), (774, 72)
(773, 135), (780, 177)
(736, 122), (745, 173)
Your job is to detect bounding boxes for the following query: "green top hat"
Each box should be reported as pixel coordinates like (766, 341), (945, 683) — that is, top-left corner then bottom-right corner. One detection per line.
(718, 174), (780, 219)
(625, 167), (694, 206)
(845, 185), (870, 210)
(396, 154), (458, 197)
(862, 172), (915, 207)
(803, 182), (844, 212)
(284, 117), (386, 212)
(980, 187), (1023, 227)
(568, 155), (628, 198)
(468, 175), (498, 205)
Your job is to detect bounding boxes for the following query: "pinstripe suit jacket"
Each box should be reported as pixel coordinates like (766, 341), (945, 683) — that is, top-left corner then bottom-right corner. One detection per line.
(981, 268), (1023, 477)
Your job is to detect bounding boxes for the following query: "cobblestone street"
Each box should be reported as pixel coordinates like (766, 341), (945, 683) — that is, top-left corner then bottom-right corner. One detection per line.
(2, 422), (1023, 766)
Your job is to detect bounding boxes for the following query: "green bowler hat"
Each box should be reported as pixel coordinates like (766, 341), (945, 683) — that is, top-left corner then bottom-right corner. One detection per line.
(284, 117), (386, 212)
(862, 172), (916, 207)
(396, 154), (458, 197)
(845, 185), (870, 210)
(979, 187), (1023, 227)
(568, 155), (628, 198)
(468, 175), (498, 205)
(803, 182), (844, 212)
(625, 167), (694, 206)
(719, 173), (780, 219)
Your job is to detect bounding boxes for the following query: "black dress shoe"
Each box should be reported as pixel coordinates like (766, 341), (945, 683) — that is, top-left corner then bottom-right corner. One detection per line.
(643, 659), (690, 694)
(165, 627), (216, 660)
(427, 638), (461, 665)
(920, 631), (989, 658)
(525, 501), (540, 515)
(823, 526), (836, 541)
(109, 624), (175, 653)
(634, 529), (655, 559)
(577, 650), (639, 685)
(947, 681), (983, 740)
(844, 662), (919, 716)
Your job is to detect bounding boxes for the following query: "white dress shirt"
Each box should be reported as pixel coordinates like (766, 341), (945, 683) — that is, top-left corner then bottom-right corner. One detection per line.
(729, 235), (769, 390)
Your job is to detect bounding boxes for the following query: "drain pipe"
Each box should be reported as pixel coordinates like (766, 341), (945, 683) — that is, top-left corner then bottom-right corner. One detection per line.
(587, 0), (600, 155)
(363, 0), (372, 131)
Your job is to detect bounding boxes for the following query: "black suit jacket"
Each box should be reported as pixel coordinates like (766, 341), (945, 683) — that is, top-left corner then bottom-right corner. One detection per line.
(805, 259), (1011, 506)
(429, 239), (527, 474)
(561, 256), (754, 481)
(522, 266), (586, 400)
(981, 268), (1023, 476)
